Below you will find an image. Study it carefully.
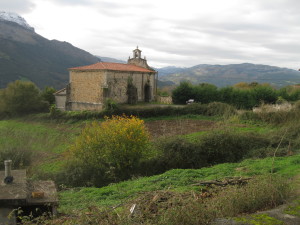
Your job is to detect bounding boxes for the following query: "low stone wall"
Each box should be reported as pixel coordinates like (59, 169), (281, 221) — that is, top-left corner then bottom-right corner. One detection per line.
(253, 103), (292, 113)
(68, 102), (103, 111)
(156, 96), (172, 104)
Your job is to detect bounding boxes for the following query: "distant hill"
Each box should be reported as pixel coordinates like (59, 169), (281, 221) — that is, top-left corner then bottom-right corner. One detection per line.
(157, 80), (175, 88)
(159, 63), (300, 87)
(97, 56), (126, 64)
(157, 66), (186, 77)
(0, 12), (99, 89)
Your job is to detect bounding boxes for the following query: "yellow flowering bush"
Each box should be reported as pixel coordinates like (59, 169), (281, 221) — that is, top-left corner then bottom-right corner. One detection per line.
(70, 115), (150, 181)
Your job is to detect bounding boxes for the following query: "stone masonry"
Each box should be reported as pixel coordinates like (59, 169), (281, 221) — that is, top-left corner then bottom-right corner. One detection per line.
(63, 47), (157, 111)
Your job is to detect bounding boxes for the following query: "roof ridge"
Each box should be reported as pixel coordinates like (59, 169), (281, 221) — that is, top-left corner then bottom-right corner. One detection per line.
(69, 61), (155, 73)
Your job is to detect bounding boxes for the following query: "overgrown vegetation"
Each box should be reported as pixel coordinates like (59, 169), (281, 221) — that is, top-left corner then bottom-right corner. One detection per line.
(51, 164), (296, 224)
(172, 81), (300, 109)
(47, 101), (237, 122)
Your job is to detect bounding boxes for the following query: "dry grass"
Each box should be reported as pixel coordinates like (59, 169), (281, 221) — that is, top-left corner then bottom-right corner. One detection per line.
(39, 175), (291, 225)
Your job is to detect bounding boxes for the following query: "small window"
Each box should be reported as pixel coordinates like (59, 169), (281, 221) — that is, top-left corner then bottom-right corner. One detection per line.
(103, 88), (109, 98)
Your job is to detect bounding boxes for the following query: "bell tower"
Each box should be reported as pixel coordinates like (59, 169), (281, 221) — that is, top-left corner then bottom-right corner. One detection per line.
(133, 46), (142, 58)
(127, 46), (152, 70)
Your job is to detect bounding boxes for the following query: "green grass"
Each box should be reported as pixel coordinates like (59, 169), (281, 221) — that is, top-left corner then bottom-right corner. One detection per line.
(183, 120), (275, 142)
(284, 199), (300, 216)
(0, 119), (82, 172)
(0, 120), (79, 153)
(230, 125), (275, 134)
(235, 214), (285, 225)
(59, 154), (300, 213)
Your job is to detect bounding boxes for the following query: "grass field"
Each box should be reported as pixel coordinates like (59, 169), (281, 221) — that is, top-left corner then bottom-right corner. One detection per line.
(0, 119), (81, 172)
(0, 114), (280, 174)
(59, 154), (300, 213)
(1, 110), (299, 224)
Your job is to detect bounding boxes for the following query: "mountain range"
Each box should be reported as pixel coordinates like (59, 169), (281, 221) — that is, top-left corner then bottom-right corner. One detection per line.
(1, 11), (300, 90)
(0, 12), (99, 89)
(158, 64), (300, 87)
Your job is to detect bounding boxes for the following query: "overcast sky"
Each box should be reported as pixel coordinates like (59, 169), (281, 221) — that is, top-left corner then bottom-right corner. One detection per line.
(2, 0), (300, 69)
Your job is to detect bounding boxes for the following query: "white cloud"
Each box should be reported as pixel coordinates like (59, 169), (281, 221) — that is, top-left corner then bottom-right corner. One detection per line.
(10, 0), (300, 69)
(0, 0), (35, 14)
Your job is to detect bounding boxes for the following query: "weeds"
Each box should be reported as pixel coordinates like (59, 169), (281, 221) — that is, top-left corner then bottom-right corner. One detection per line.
(37, 174), (291, 225)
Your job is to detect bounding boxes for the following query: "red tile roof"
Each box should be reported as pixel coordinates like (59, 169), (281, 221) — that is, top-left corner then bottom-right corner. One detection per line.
(69, 62), (155, 73)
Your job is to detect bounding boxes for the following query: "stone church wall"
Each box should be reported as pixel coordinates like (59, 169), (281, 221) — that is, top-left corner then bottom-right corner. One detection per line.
(106, 71), (156, 103)
(67, 69), (156, 111)
(68, 70), (106, 111)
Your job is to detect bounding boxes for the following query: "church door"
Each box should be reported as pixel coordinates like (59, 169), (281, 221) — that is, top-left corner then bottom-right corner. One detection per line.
(144, 83), (151, 102)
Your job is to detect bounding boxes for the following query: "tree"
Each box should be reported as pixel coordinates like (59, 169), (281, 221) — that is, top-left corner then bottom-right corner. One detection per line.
(233, 82), (250, 89)
(41, 86), (56, 105)
(193, 83), (218, 104)
(172, 81), (194, 104)
(252, 85), (277, 105)
(1, 80), (48, 115)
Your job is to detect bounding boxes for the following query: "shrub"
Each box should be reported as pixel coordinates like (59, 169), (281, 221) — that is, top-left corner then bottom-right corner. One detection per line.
(197, 130), (270, 164)
(182, 103), (207, 115)
(155, 137), (208, 170)
(268, 122), (300, 152)
(55, 159), (107, 187)
(47, 102), (239, 122)
(205, 102), (237, 117)
(245, 147), (290, 159)
(146, 130), (271, 175)
(68, 115), (151, 185)
(104, 98), (119, 113)
(238, 110), (260, 121)
(49, 104), (63, 118)
(192, 83), (219, 104)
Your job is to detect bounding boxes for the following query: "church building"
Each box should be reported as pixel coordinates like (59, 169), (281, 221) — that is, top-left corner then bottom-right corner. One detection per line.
(59, 47), (157, 111)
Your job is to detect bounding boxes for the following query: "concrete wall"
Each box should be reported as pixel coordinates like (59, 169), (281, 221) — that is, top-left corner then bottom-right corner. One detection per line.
(54, 89), (67, 111)
(55, 95), (66, 111)
(0, 208), (16, 225)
